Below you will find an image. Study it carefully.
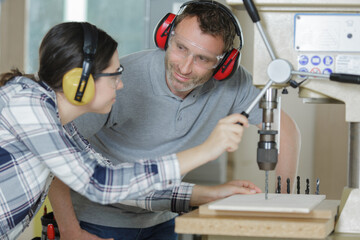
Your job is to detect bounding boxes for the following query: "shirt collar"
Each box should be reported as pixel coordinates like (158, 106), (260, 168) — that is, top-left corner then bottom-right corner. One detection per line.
(16, 76), (59, 117)
(37, 80), (53, 92)
(15, 76), (55, 96)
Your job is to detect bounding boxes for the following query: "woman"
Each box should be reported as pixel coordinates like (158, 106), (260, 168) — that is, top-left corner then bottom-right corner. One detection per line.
(0, 22), (257, 239)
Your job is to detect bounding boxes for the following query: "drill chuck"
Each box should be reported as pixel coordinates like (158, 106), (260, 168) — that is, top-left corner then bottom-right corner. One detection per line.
(257, 129), (278, 171)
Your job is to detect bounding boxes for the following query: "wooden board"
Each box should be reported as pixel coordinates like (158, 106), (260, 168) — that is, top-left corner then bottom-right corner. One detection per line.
(200, 199), (338, 219)
(207, 193), (326, 213)
(175, 200), (340, 239)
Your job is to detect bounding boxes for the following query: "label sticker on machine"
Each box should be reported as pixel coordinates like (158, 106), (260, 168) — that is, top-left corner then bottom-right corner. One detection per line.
(297, 54), (335, 78)
(336, 55), (360, 75)
(294, 14), (360, 52)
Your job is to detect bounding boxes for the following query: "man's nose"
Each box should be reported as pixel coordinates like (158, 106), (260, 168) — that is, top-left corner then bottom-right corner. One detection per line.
(179, 54), (193, 74)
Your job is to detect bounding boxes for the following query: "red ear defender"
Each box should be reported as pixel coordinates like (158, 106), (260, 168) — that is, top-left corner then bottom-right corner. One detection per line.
(213, 49), (240, 81)
(154, 13), (176, 50)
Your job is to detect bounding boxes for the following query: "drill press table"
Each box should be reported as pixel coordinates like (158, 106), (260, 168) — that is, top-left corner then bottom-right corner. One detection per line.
(175, 195), (341, 239)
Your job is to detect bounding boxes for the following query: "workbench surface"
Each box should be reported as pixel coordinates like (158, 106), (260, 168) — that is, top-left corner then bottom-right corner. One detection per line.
(175, 200), (358, 239)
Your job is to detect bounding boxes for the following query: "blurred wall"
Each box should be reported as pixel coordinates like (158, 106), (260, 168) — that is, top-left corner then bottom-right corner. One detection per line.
(0, 0), (25, 73)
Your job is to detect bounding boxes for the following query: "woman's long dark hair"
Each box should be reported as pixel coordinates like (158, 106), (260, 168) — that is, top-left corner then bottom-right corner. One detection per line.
(0, 22), (118, 90)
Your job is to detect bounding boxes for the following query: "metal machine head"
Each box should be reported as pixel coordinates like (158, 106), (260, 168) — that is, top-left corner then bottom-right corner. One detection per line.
(257, 129), (278, 170)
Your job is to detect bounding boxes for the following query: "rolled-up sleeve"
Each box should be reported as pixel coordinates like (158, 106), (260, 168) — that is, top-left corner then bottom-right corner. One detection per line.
(114, 182), (195, 213)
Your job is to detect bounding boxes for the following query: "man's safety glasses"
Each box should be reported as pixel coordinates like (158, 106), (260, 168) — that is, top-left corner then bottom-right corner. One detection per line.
(167, 31), (225, 70)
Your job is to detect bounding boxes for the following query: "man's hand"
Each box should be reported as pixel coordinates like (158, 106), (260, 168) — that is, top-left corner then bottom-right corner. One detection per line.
(190, 180), (262, 207)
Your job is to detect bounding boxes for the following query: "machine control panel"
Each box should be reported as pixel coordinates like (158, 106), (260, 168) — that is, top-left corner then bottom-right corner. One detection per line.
(295, 14), (360, 77)
(294, 13), (360, 52)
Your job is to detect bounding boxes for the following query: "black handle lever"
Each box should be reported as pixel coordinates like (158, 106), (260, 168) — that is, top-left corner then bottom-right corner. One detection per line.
(330, 73), (360, 85)
(243, 0), (261, 23)
(237, 111), (249, 126)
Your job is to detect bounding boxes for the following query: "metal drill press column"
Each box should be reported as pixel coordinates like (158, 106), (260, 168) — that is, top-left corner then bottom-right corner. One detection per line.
(348, 122), (360, 188)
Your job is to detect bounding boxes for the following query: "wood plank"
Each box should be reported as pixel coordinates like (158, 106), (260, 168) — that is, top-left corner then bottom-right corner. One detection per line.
(175, 208), (336, 239)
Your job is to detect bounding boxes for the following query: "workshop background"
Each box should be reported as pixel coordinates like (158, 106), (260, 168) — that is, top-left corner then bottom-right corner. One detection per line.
(0, 0), (355, 239)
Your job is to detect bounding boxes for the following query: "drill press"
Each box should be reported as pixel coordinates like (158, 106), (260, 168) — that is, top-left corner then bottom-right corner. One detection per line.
(241, 0), (360, 201)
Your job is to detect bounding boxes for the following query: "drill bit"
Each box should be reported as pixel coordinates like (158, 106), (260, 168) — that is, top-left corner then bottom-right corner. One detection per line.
(276, 176), (281, 194)
(316, 178), (320, 195)
(265, 170), (269, 200)
(305, 178), (310, 194)
(297, 176), (300, 194)
(287, 178), (290, 194)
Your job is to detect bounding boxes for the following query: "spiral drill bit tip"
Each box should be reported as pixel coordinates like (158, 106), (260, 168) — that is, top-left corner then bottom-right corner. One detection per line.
(316, 178), (320, 195)
(265, 171), (269, 200)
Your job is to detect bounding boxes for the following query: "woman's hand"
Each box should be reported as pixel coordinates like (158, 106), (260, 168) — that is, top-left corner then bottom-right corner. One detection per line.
(190, 180), (262, 207)
(201, 113), (249, 161)
(177, 113), (249, 175)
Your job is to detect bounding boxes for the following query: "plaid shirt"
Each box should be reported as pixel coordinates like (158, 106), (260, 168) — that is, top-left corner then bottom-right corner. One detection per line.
(116, 182), (194, 213)
(0, 77), (181, 239)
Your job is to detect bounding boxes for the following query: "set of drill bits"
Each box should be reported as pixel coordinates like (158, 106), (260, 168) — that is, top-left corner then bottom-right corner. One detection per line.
(275, 176), (320, 195)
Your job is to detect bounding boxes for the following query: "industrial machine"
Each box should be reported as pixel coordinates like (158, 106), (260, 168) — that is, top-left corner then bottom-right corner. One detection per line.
(232, 0), (360, 234)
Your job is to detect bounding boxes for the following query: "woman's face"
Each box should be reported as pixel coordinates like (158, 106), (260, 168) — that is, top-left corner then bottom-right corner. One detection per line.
(89, 50), (123, 114)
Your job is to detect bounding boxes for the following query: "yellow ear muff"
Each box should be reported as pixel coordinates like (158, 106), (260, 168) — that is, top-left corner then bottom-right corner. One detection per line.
(62, 68), (95, 106)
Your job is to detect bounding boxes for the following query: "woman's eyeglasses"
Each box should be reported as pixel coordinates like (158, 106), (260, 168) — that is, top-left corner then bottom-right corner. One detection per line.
(94, 64), (124, 89)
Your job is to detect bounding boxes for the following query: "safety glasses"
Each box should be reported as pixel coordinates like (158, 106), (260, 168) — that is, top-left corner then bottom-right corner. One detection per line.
(167, 31), (225, 69)
(94, 64), (124, 89)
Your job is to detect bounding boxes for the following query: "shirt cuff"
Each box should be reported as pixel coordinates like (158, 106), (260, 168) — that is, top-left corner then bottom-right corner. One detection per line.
(170, 182), (195, 213)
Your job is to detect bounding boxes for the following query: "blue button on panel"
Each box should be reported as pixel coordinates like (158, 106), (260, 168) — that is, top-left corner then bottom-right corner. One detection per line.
(299, 55), (309, 65)
(311, 56), (321, 66)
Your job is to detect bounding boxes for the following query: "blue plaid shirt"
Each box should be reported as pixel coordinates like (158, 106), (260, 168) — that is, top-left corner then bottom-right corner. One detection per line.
(0, 77), (181, 239)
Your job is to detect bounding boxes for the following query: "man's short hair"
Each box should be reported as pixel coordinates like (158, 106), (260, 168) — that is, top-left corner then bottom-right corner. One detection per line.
(173, 2), (237, 53)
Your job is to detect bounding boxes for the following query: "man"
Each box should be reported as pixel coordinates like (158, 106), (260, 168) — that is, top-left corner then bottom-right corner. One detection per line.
(49, 1), (300, 240)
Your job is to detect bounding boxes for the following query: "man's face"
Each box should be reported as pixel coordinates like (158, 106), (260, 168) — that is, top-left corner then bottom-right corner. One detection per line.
(164, 16), (225, 99)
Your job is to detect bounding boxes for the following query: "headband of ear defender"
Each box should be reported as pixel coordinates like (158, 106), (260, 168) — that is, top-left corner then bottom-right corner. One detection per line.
(63, 22), (98, 105)
(153, 0), (243, 81)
